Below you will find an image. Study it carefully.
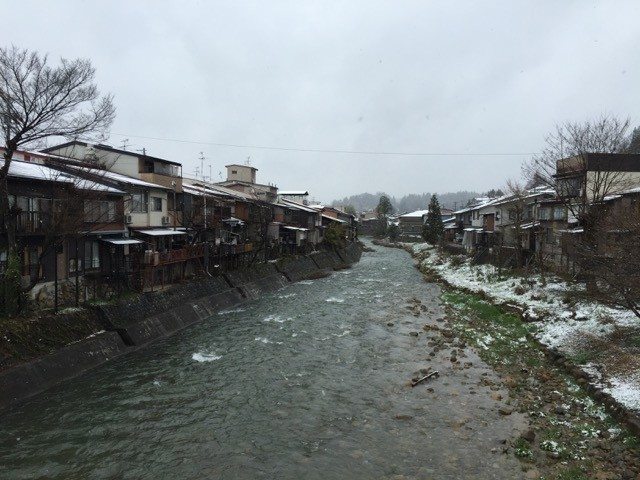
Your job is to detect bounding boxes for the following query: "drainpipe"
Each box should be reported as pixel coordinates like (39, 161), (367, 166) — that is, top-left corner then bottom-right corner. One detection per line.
(75, 236), (79, 307)
(54, 239), (58, 313)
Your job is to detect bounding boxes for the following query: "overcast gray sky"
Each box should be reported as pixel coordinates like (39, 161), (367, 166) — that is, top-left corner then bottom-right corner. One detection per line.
(6, 0), (640, 202)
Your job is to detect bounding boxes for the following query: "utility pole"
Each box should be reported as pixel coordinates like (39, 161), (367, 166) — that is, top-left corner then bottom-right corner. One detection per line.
(136, 147), (147, 156)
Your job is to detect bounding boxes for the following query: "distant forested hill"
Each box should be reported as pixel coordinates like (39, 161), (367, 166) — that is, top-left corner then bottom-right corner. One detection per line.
(332, 191), (480, 213)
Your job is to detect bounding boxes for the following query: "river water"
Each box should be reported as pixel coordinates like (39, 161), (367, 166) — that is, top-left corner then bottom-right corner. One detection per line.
(0, 242), (525, 479)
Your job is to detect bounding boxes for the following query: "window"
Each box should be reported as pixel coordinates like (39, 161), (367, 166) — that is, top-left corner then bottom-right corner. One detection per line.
(0, 250), (6, 275)
(553, 206), (566, 221)
(539, 207), (550, 220)
(232, 170), (237, 174)
(22, 246), (40, 278)
(84, 241), (100, 269)
(84, 200), (117, 223)
(557, 177), (582, 197)
(131, 193), (148, 213)
(151, 196), (163, 212)
(153, 162), (180, 177)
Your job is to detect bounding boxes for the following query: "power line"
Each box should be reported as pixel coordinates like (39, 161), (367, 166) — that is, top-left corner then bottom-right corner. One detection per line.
(110, 132), (537, 157)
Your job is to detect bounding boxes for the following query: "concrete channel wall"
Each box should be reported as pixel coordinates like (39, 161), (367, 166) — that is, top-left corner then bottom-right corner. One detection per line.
(0, 331), (129, 409)
(0, 243), (363, 410)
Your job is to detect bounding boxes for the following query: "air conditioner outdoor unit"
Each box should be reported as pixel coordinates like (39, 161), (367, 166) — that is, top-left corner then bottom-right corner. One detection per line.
(125, 214), (132, 224)
(162, 216), (170, 225)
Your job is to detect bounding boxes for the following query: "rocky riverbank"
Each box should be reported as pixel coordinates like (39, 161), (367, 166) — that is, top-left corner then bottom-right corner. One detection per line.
(383, 241), (640, 480)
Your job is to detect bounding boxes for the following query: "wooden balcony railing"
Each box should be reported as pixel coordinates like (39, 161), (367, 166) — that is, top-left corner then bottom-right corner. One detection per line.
(16, 211), (51, 234)
(142, 244), (206, 267)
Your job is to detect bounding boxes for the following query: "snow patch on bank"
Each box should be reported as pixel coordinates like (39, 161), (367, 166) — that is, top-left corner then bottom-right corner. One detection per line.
(412, 242), (640, 413)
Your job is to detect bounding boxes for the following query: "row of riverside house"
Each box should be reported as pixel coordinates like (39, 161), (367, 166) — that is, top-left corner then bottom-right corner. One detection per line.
(427, 152), (640, 272)
(0, 141), (357, 310)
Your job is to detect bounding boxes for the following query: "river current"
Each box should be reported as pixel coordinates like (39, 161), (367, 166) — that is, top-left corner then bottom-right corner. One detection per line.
(0, 242), (524, 479)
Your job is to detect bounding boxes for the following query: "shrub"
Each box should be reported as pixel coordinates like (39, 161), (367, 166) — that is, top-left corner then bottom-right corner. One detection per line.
(388, 224), (400, 242)
(324, 223), (346, 249)
(449, 255), (465, 267)
(1, 251), (25, 317)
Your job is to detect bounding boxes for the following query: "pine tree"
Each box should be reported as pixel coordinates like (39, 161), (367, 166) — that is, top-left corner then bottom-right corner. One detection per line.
(422, 195), (444, 244)
(376, 195), (394, 216)
(628, 127), (640, 154)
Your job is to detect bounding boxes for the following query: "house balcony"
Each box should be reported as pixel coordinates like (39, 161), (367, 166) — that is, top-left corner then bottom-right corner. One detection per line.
(143, 243), (205, 267)
(16, 211), (51, 234)
(139, 172), (183, 192)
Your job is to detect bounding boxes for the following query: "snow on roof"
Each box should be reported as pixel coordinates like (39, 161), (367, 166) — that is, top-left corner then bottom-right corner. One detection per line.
(283, 226), (309, 231)
(182, 183), (232, 199)
(279, 198), (320, 213)
(65, 164), (168, 190)
(210, 183), (258, 201)
(133, 229), (186, 236)
(1, 159), (123, 194)
(3, 159), (71, 182)
(278, 190), (309, 196)
(101, 238), (146, 245)
(322, 214), (347, 223)
(183, 179), (259, 201)
(454, 188), (556, 214)
(400, 209), (429, 219)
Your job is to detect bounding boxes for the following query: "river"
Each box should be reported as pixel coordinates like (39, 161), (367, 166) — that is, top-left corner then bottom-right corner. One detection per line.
(0, 242), (525, 479)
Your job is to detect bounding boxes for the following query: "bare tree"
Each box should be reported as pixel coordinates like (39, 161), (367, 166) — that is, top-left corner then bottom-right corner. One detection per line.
(502, 179), (528, 268)
(525, 115), (639, 298)
(564, 195), (640, 318)
(1, 46), (115, 255)
(524, 115), (632, 212)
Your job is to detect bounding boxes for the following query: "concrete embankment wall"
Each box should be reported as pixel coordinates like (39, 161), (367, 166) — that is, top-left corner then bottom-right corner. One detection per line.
(309, 250), (347, 271)
(0, 331), (128, 409)
(0, 243), (363, 410)
(98, 276), (243, 346)
(275, 254), (324, 281)
(224, 263), (288, 299)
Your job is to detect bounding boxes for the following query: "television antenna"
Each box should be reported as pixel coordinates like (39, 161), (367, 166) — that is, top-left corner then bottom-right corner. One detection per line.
(120, 138), (130, 150)
(199, 152), (206, 180)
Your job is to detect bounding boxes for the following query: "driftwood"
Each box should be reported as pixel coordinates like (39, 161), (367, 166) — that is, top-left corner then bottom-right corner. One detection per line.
(411, 370), (439, 387)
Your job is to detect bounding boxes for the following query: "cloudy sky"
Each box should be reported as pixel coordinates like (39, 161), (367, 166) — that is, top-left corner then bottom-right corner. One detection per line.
(6, 1), (640, 202)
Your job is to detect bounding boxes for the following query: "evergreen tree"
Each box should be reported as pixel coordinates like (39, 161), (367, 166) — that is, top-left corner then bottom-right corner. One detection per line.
(388, 224), (400, 242)
(376, 195), (394, 216)
(628, 126), (640, 154)
(422, 194), (444, 244)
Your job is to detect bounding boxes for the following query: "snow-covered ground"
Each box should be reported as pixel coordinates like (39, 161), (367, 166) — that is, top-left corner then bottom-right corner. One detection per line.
(410, 242), (640, 414)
